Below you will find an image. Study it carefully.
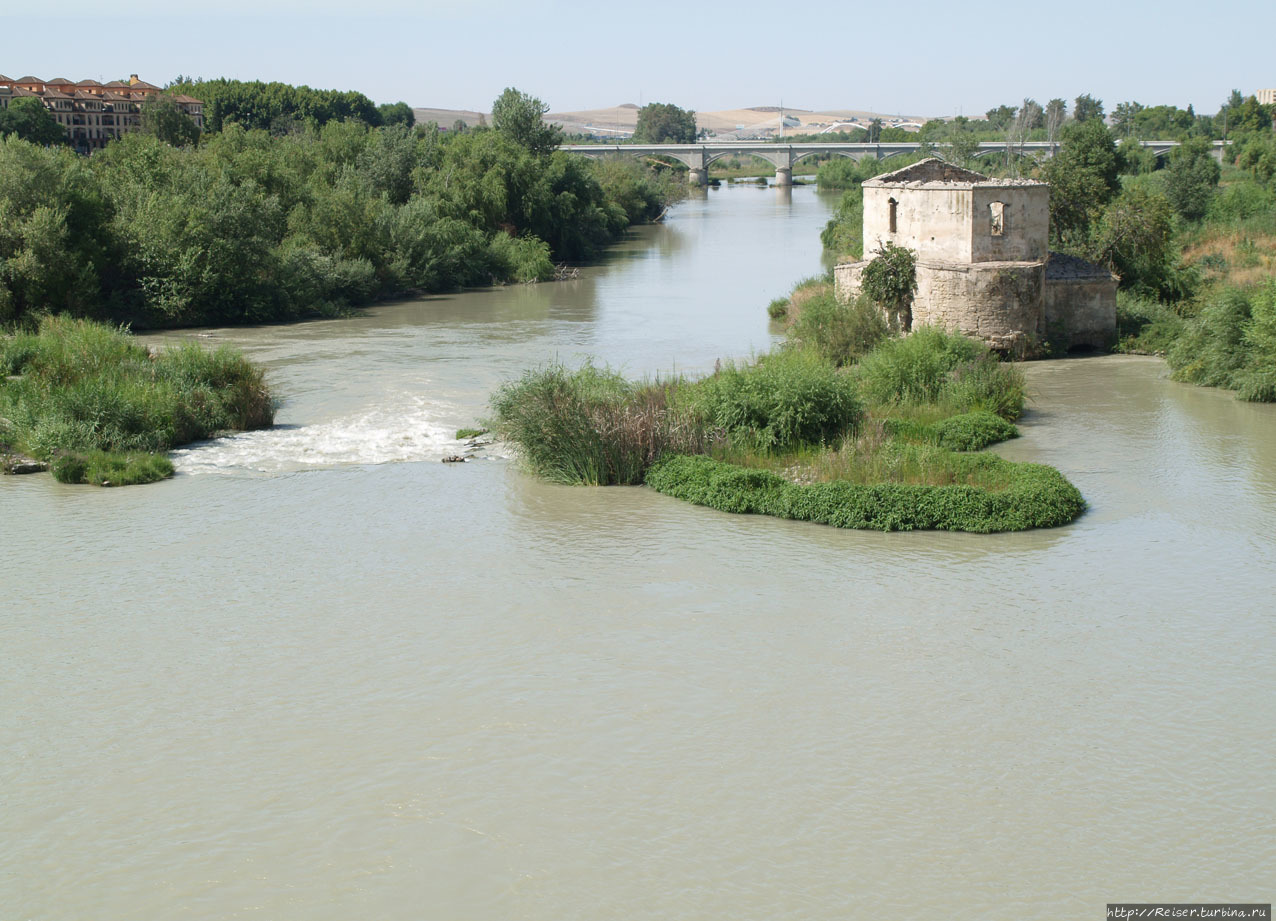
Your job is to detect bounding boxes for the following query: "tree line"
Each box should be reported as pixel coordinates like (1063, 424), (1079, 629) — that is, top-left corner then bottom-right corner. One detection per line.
(0, 87), (683, 328)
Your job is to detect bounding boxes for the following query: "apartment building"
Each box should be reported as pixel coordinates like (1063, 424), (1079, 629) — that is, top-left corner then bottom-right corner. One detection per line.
(0, 73), (203, 150)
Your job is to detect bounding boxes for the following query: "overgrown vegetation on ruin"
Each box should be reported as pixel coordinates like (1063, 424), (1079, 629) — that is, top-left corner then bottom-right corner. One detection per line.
(0, 317), (274, 485)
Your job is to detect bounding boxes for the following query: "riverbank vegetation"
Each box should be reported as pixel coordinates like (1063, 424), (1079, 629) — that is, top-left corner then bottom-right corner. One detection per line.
(488, 309), (1082, 532)
(0, 86), (682, 330)
(0, 317), (273, 485)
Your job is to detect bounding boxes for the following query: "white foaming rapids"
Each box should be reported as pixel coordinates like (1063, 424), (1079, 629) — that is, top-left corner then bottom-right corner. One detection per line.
(171, 394), (462, 475)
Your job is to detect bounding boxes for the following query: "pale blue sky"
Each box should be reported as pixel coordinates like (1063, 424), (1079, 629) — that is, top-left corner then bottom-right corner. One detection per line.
(4, 0), (1272, 117)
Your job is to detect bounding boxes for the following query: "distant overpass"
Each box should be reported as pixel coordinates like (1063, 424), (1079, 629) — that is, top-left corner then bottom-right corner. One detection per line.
(560, 140), (1227, 186)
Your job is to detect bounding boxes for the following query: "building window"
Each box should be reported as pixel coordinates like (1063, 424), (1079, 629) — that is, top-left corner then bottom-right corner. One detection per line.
(989, 201), (1005, 236)
(888, 197), (897, 234)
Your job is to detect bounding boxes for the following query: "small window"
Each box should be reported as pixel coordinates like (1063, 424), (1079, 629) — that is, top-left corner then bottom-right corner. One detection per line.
(989, 201), (1005, 236)
(888, 197), (898, 234)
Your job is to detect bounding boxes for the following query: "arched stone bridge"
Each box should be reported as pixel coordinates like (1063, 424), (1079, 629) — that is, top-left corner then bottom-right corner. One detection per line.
(561, 140), (1226, 186)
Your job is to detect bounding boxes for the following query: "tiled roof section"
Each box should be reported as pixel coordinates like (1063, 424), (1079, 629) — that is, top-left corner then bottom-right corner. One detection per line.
(104, 92), (134, 101)
(172, 94), (203, 104)
(103, 80), (128, 87)
(76, 78), (102, 86)
(871, 158), (990, 185)
(1046, 251), (1118, 281)
(16, 76), (43, 84)
(129, 80), (160, 90)
(43, 90), (73, 100)
(0, 75), (12, 82)
(48, 77), (72, 85)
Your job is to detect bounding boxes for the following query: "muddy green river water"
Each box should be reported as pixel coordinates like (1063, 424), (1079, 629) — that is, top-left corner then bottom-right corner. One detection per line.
(3, 184), (1274, 919)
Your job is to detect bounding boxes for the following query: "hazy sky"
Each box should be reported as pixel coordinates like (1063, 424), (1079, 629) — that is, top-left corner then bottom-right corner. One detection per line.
(5, 0), (1272, 117)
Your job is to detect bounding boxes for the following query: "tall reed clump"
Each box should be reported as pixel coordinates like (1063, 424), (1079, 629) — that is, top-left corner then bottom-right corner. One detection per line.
(1166, 282), (1276, 401)
(786, 292), (889, 367)
(854, 326), (1026, 420)
(487, 363), (710, 486)
(0, 316), (275, 485)
(684, 350), (863, 451)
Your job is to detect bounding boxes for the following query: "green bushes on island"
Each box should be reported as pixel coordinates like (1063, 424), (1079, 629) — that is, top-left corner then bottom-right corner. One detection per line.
(0, 317), (274, 485)
(488, 320), (1083, 532)
(645, 452), (1083, 533)
(488, 364), (709, 486)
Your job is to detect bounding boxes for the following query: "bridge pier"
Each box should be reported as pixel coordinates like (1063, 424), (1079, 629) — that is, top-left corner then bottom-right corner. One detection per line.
(773, 166), (792, 186)
(688, 167), (708, 187)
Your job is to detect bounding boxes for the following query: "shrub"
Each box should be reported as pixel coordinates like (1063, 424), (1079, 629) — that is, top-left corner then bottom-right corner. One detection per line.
(855, 326), (984, 406)
(787, 292), (888, 367)
(486, 232), (554, 283)
(1116, 292), (1186, 354)
(645, 453), (1085, 533)
(488, 362), (708, 485)
(0, 316), (275, 483)
(943, 353), (1027, 420)
(1167, 282), (1276, 401)
(930, 411), (1019, 451)
(51, 450), (174, 486)
(685, 350), (863, 451)
(860, 242), (917, 332)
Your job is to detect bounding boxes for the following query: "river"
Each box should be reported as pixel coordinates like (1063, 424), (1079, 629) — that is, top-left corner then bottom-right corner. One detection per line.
(3, 183), (1274, 920)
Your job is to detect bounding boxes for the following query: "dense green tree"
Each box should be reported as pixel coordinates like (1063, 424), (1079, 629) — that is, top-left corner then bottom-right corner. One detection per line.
(1090, 185), (1183, 299)
(633, 102), (698, 144)
(169, 78), (382, 132)
(491, 87), (561, 156)
(1164, 137), (1221, 220)
(1072, 94), (1105, 124)
(141, 95), (201, 147)
(377, 101), (415, 128)
(1236, 133), (1276, 183)
(985, 104), (1016, 131)
(0, 97), (66, 146)
(1045, 98), (1067, 145)
(1043, 119), (1120, 248)
(1112, 101), (1145, 138)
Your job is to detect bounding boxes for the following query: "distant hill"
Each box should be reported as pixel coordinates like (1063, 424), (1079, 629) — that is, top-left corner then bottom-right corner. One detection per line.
(412, 106), (486, 129)
(411, 103), (931, 138)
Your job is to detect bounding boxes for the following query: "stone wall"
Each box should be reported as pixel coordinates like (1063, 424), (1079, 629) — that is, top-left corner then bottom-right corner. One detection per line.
(969, 184), (1050, 263)
(1044, 277), (1117, 350)
(913, 261), (1045, 353)
(862, 185), (973, 263)
(837, 259), (1046, 354)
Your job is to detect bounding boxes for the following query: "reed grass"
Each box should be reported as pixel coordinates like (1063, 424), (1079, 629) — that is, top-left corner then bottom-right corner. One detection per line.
(1, 316), (275, 485)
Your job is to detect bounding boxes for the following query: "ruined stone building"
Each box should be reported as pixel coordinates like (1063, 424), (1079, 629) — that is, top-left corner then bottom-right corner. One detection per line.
(0, 74), (203, 152)
(834, 158), (1117, 353)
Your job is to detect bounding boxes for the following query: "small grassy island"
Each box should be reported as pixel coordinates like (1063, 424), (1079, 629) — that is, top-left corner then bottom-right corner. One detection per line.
(488, 293), (1086, 533)
(0, 317), (273, 485)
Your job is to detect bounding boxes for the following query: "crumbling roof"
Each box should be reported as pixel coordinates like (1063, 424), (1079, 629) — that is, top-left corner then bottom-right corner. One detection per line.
(868, 157), (990, 185)
(1046, 251), (1118, 281)
(865, 156), (1046, 188)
